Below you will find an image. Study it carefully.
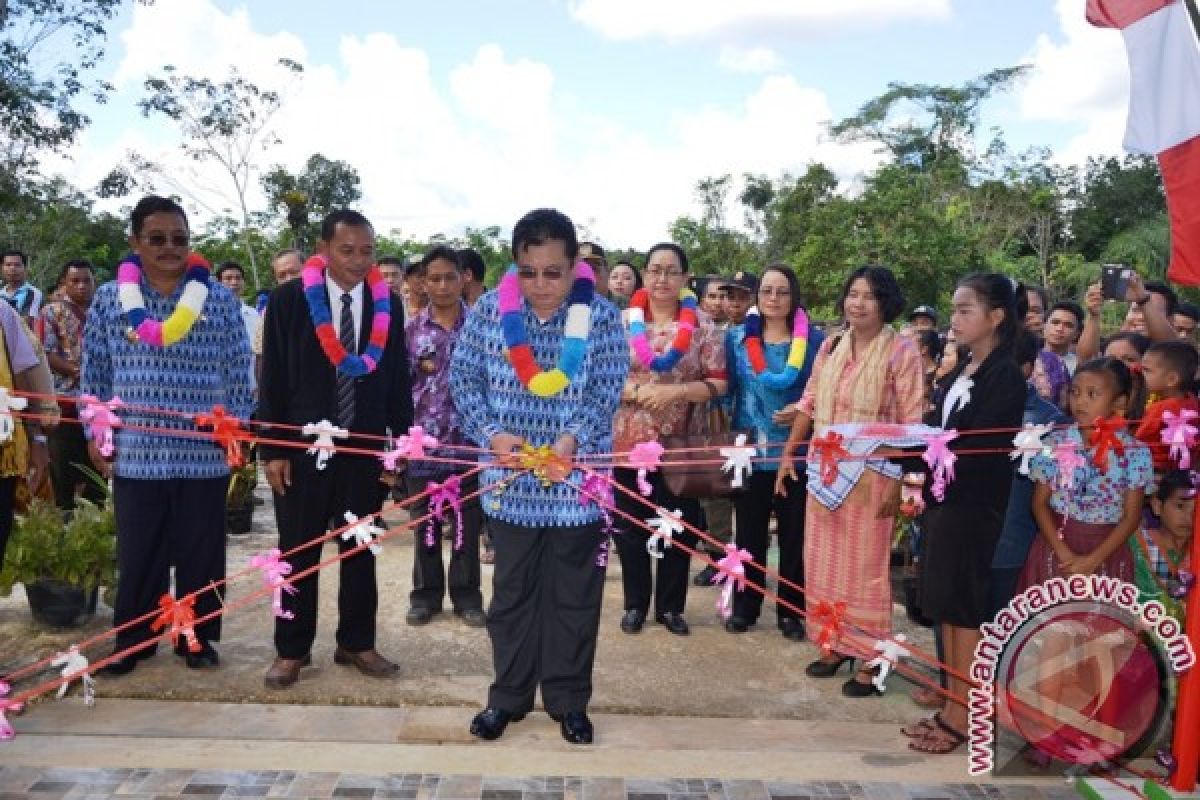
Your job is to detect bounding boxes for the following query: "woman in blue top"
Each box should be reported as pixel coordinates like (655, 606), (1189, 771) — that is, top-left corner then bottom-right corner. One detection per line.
(724, 264), (823, 639)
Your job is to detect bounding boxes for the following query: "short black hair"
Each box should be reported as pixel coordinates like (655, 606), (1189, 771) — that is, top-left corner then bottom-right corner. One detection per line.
(1146, 280), (1180, 316)
(214, 261), (244, 281)
(1, 249), (27, 266)
(1048, 300), (1084, 332)
(404, 259), (424, 278)
(917, 329), (944, 363)
(377, 255), (405, 269)
(838, 265), (905, 324)
(273, 247), (304, 263)
(419, 245), (461, 272)
(511, 208), (578, 261)
(457, 248), (486, 282)
(56, 258), (94, 287)
(1175, 302), (1200, 323)
(1156, 469), (1196, 502)
(131, 194), (188, 236)
(1146, 339), (1199, 392)
(319, 209), (373, 242)
(1103, 331), (1151, 357)
(644, 242), (690, 274)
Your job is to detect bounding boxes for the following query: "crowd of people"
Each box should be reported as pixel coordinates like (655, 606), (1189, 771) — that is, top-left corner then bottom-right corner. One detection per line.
(0, 195), (1194, 756)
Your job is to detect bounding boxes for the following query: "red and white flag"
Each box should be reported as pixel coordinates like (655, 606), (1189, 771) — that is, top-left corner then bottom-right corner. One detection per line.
(1089, 0), (1200, 284)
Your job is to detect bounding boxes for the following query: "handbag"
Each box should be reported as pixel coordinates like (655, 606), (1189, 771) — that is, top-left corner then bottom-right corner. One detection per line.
(660, 394), (749, 499)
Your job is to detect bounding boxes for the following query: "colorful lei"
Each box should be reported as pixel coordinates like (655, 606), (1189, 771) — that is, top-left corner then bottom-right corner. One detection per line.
(743, 305), (810, 389)
(627, 287), (698, 372)
(117, 253), (211, 346)
(301, 255), (391, 377)
(499, 261), (595, 397)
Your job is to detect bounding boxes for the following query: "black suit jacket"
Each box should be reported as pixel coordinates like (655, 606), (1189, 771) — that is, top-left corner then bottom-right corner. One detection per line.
(257, 278), (413, 464)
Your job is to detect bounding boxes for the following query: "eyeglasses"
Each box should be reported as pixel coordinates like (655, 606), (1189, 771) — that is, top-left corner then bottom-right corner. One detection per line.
(760, 288), (792, 298)
(141, 233), (190, 248)
(517, 268), (565, 282)
(645, 268), (684, 280)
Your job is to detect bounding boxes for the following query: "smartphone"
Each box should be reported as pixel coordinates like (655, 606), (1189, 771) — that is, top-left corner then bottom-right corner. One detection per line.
(1101, 264), (1133, 301)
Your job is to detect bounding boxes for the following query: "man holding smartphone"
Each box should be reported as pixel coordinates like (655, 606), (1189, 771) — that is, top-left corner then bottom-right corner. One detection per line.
(1076, 266), (1179, 362)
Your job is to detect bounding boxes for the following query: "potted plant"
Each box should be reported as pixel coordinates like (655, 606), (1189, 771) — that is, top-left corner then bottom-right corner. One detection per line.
(0, 497), (117, 627)
(226, 454), (257, 536)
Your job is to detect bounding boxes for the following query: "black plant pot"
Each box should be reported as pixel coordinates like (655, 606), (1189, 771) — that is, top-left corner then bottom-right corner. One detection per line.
(226, 505), (253, 536)
(25, 579), (98, 628)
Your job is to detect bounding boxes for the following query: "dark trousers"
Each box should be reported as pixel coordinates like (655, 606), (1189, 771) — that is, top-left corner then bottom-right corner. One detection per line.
(407, 471), (483, 612)
(112, 476), (229, 652)
(0, 477), (17, 567)
(612, 468), (702, 616)
(273, 454), (383, 659)
(48, 415), (106, 511)
(732, 470), (806, 624)
(988, 566), (1022, 621)
(486, 517), (606, 715)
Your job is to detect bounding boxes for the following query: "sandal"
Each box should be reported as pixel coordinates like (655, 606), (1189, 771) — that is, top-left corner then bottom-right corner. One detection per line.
(908, 715), (967, 755)
(901, 712), (942, 738)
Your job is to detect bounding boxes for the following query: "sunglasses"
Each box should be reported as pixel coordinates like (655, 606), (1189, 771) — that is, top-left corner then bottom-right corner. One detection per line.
(141, 233), (190, 248)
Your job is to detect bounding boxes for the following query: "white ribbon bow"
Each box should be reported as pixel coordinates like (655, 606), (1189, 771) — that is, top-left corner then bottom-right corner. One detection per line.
(646, 507), (684, 559)
(302, 419), (349, 471)
(1010, 423), (1053, 477)
(719, 434), (756, 489)
(0, 387), (29, 444)
(51, 647), (95, 706)
(340, 511), (384, 557)
(865, 634), (911, 693)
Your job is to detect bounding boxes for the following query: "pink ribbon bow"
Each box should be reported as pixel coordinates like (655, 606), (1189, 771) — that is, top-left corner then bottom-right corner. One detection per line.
(397, 426), (439, 460)
(628, 441), (665, 496)
(0, 680), (23, 741)
(1161, 409), (1199, 470)
(150, 593), (201, 653)
(1053, 440), (1087, 491)
(579, 472), (617, 534)
(921, 430), (958, 502)
(710, 544), (752, 619)
(78, 394), (122, 458)
(250, 549), (297, 620)
(427, 474), (464, 551)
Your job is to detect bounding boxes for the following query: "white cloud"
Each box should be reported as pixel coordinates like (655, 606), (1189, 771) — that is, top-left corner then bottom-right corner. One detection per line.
(568, 0), (950, 42)
(717, 44), (784, 74)
(1018, 0), (1130, 163)
(62, 0), (885, 249)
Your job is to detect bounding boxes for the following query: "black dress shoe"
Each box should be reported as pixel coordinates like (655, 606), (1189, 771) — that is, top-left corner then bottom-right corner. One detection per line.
(558, 710), (593, 744)
(176, 641), (219, 669)
(805, 655), (854, 678)
(655, 612), (689, 635)
(723, 615), (751, 633)
(692, 563), (719, 586)
(469, 707), (525, 740)
(456, 608), (487, 628)
(779, 618), (806, 641)
(620, 608), (646, 634)
(406, 607), (436, 626)
(842, 668), (883, 698)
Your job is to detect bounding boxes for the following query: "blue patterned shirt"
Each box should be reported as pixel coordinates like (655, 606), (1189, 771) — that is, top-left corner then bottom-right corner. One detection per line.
(82, 277), (254, 480)
(726, 324), (824, 465)
(449, 290), (628, 528)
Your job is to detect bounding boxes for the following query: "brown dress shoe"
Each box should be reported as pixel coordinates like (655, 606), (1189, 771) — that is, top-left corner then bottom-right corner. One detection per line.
(333, 647), (399, 678)
(264, 654), (312, 690)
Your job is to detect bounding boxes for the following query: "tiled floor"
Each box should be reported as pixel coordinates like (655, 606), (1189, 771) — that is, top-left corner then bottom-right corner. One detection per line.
(0, 769), (1083, 800)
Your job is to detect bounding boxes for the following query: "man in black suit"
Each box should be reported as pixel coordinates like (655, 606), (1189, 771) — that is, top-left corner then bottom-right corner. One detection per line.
(258, 209), (413, 689)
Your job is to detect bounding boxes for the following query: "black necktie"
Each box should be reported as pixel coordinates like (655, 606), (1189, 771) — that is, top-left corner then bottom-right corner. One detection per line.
(336, 293), (356, 427)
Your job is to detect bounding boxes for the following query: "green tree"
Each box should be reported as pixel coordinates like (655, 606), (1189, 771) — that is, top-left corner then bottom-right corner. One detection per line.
(1068, 155), (1166, 261)
(261, 153), (362, 252)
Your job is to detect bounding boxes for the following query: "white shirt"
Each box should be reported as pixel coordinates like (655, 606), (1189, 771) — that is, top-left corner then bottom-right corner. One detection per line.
(325, 274), (364, 351)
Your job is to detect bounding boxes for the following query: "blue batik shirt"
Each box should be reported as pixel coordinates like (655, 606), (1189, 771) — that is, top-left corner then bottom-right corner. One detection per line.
(82, 277), (254, 480)
(449, 290), (628, 528)
(726, 324), (824, 466)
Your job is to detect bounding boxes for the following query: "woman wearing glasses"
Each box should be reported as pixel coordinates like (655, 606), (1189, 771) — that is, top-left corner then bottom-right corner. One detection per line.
(612, 243), (727, 636)
(724, 264), (823, 639)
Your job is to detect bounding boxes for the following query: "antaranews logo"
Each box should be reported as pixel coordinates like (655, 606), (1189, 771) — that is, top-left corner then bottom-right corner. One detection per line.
(968, 575), (1195, 776)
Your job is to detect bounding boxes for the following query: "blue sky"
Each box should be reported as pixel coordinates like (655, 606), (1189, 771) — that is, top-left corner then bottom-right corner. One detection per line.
(61, 0), (1130, 246)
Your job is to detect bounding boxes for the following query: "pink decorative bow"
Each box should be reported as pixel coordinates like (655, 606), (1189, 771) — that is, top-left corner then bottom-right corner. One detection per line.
(78, 394), (122, 458)
(921, 430), (958, 502)
(0, 680), (23, 741)
(250, 549), (297, 620)
(427, 474), (464, 551)
(1053, 440), (1087, 491)
(628, 441), (665, 496)
(595, 538), (610, 569)
(1161, 409), (1199, 470)
(396, 426), (439, 460)
(150, 593), (201, 653)
(579, 472), (617, 535)
(710, 544), (752, 619)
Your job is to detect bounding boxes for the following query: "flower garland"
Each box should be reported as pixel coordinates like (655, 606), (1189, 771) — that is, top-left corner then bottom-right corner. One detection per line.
(743, 305), (810, 389)
(301, 255), (391, 377)
(627, 287), (698, 372)
(499, 261), (595, 397)
(117, 253), (211, 346)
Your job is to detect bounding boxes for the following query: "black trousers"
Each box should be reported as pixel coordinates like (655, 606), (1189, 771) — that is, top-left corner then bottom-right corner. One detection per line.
(612, 468), (702, 616)
(407, 471), (483, 612)
(112, 476), (229, 652)
(486, 517), (606, 715)
(273, 453), (383, 659)
(48, 415), (106, 511)
(732, 470), (806, 624)
(0, 476), (17, 568)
